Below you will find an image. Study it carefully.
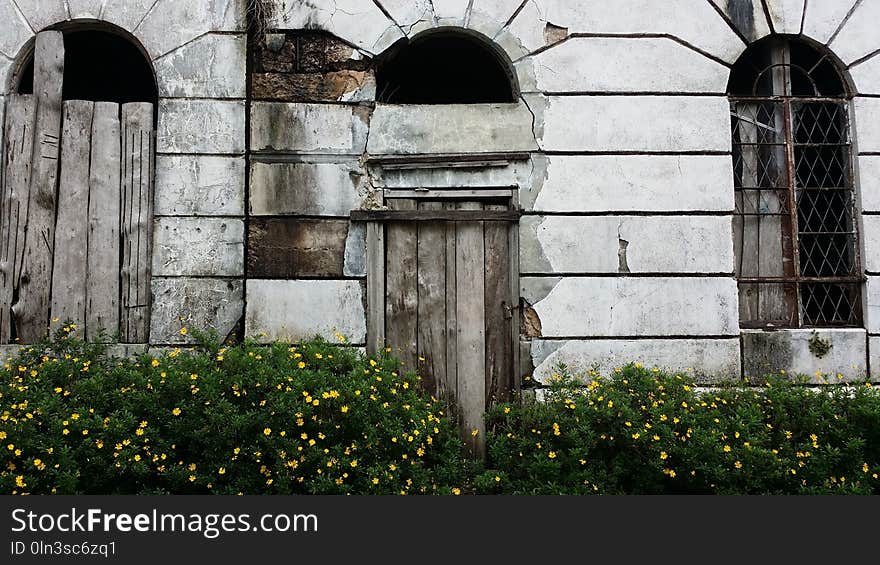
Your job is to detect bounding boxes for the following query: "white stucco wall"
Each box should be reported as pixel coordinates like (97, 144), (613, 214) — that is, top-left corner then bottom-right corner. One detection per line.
(2, 0), (880, 380)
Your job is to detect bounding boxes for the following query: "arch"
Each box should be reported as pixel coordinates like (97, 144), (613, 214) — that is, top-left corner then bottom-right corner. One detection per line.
(727, 35), (853, 98)
(727, 35), (862, 329)
(10, 21), (157, 106)
(375, 28), (518, 104)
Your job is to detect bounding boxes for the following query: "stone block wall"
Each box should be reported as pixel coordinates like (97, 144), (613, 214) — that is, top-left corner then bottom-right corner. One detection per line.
(3, 0), (880, 382)
(0, 0), (248, 346)
(246, 29), (371, 344)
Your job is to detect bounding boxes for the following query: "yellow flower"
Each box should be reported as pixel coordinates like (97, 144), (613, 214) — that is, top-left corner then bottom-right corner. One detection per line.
(151, 359), (160, 368)
(734, 461), (743, 469)
(298, 362), (306, 369)
(15, 476), (26, 488)
(179, 328), (188, 335)
(62, 429), (69, 435)
(451, 488), (461, 495)
(219, 467), (226, 475)
(548, 451), (557, 459)
(660, 452), (668, 460)
(33, 458), (42, 467)
(341, 406), (349, 414)
(723, 445), (732, 453)
(372, 478), (379, 485)
(503, 407), (511, 414)
(189, 475), (196, 482)
(172, 408), (182, 416)
(350, 460), (358, 468)
(0, 432), (5, 440)
(263, 428), (272, 436)
(471, 429), (479, 437)
(134, 454), (141, 462)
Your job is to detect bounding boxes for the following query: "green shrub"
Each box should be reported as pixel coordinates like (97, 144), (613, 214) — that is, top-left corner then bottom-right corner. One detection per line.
(0, 325), (466, 495)
(480, 364), (880, 495)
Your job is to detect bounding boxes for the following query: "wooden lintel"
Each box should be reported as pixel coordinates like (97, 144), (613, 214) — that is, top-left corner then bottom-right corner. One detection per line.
(351, 209), (521, 223)
(366, 152), (532, 169)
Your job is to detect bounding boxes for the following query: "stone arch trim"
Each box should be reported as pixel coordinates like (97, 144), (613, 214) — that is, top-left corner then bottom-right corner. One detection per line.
(3, 0), (245, 95)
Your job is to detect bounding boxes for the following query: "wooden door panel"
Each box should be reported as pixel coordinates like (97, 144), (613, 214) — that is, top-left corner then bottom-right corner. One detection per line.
(455, 201), (487, 455)
(416, 200), (447, 396)
(381, 198), (514, 457)
(484, 202), (513, 407)
(385, 199), (419, 370)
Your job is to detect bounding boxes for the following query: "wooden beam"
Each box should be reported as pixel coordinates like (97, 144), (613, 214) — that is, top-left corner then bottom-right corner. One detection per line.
(0, 95), (36, 343)
(86, 102), (121, 341)
(14, 31), (64, 343)
(351, 209), (521, 223)
(366, 152), (531, 168)
(50, 100), (94, 330)
(120, 102), (155, 343)
(456, 201), (487, 458)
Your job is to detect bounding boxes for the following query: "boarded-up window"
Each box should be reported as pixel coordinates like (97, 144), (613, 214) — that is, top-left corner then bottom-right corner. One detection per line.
(1, 30), (156, 344)
(729, 37), (861, 328)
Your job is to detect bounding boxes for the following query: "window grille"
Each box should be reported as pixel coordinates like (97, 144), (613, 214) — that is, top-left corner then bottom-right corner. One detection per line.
(729, 37), (861, 328)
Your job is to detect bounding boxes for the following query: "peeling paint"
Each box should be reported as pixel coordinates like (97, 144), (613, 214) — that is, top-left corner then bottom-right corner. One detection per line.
(521, 301), (543, 338)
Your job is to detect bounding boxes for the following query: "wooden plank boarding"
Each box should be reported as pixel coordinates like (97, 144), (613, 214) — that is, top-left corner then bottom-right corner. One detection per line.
(14, 31), (64, 343)
(416, 201), (446, 396)
(443, 201), (458, 410)
(385, 199), (418, 370)
(484, 202), (512, 407)
(0, 95), (36, 343)
(366, 222), (385, 355)
(50, 100), (94, 329)
(120, 103), (155, 343)
(456, 201), (487, 457)
(86, 102), (121, 340)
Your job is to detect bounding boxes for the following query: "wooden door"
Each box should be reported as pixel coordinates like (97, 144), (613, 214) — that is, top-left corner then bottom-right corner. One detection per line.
(382, 199), (517, 456)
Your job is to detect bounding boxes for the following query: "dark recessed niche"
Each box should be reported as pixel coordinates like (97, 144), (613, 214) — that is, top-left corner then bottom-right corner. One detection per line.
(376, 32), (516, 104)
(17, 29), (157, 105)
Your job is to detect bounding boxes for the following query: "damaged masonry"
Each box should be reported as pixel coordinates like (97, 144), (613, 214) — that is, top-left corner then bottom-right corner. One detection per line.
(3, 0), (880, 445)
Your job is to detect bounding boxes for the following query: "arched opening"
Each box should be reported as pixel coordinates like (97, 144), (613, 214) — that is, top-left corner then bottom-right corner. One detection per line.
(15, 27), (157, 105)
(728, 36), (860, 329)
(376, 30), (517, 104)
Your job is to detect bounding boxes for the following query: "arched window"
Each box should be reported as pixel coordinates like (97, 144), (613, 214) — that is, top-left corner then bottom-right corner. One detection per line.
(730, 36), (860, 328)
(376, 31), (516, 104)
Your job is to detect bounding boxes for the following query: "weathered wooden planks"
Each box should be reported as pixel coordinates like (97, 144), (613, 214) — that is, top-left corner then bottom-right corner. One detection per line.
(366, 221), (385, 355)
(377, 197), (517, 458)
(416, 201), (446, 397)
(385, 199), (419, 370)
(14, 31), (64, 343)
(484, 202), (513, 407)
(120, 102), (154, 343)
(0, 96), (36, 343)
(50, 100), (94, 329)
(455, 201), (487, 457)
(443, 202), (458, 406)
(86, 102), (121, 340)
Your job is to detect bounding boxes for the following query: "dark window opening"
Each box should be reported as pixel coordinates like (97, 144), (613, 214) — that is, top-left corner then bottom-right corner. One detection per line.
(729, 37), (860, 329)
(376, 32), (516, 104)
(17, 29), (157, 105)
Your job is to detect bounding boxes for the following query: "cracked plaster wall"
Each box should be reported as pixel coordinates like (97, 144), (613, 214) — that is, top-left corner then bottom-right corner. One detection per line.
(248, 0), (880, 381)
(3, 1), (880, 379)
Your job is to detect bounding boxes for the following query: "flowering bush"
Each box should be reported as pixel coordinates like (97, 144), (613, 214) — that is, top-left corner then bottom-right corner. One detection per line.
(0, 326), (465, 495)
(479, 364), (880, 495)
